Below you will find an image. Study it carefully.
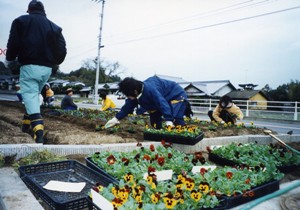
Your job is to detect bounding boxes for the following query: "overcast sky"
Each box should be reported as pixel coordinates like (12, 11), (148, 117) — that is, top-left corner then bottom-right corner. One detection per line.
(1, 0), (299, 89)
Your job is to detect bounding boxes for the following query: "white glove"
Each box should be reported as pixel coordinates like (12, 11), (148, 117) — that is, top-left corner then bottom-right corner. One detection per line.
(220, 121), (225, 124)
(105, 117), (120, 129)
(165, 121), (174, 127)
(4, 59), (12, 68)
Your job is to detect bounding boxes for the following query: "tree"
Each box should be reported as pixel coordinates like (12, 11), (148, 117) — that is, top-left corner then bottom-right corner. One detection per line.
(264, 80), (300, 101)
(288, 80), (300, 101)
(81, 57), (123, 85)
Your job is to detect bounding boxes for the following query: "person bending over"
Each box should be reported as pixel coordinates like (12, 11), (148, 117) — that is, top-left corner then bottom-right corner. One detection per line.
(208, 95), (243, 124)
(99, 91), (116, 111)
(105, 76), (187, 129)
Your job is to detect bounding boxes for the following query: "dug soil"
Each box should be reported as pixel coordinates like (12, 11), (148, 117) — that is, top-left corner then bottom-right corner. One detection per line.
(0, 100), (272, 145)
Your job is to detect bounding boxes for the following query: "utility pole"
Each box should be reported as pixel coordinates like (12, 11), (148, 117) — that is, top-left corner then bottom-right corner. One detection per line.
(93, 0), (105, 104)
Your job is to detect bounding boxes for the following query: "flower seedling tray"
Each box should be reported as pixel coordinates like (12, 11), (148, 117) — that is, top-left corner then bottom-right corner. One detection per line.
(19, 160), (115, 210)
(143, 131), (204, 145)
(208, 153), (237, 167)
(277, 164), (300, 173)
(225, 180), (279, 208)
(85, 157), (119, 182)
(208, 153), (300, 173)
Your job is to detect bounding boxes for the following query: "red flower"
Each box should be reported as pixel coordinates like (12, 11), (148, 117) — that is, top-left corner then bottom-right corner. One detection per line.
(143, 154), (151, 161)
(168, 153), (173, 159)
(226, 171), (233, 179)
(161, 140), (172, 148)
(150, 144), (155, 152)
(148, 166), (156, 173)
(210, 190), (216, 196)
(248, 190), (255, 197)
(121, 157), (130, 165)
(107, 154), (116, 165)
(206, 146), (212, 153)
(200, 168), (208, 176)
(157, 156), (165, 166)
(245, 178), (251, 184)
(92, 186), (99, 192)
(194, 152), (203, 160)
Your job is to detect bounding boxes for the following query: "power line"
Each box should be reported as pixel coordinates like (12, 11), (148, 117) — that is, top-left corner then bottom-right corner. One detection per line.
(63, 1), (297, 64)
(66, 0), (276, 60)
(105, 5), (300, 47)
(104, 0), (272, 39)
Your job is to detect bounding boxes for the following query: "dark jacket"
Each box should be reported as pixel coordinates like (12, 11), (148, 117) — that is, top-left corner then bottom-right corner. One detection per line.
(61, 95), (77, 110)
(6, 11), (66, 68)
(116, 76), (187, 121)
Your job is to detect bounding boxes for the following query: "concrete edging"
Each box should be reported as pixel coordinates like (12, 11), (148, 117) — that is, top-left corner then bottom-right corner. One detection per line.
(0, 134), (299, 159)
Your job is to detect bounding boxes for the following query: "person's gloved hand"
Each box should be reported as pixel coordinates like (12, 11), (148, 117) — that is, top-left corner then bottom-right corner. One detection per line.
(105, 117), (120, 129)
(165, 121), (174, 127)
(220, 121), (225, 124)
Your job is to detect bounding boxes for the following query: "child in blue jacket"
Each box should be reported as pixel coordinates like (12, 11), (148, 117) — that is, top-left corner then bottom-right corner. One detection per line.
(105, 76), (187, 129)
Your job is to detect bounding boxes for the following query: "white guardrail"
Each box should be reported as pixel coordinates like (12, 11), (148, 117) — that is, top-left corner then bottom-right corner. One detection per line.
(188, 98), (300, 121)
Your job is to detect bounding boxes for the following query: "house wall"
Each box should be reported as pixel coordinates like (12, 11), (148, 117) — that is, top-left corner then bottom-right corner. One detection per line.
(214, 85), (233, 97)
(249, 93), (267, 110)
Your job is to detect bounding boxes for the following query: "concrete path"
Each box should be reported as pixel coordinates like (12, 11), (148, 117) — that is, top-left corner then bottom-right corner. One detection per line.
(0, 167), (43, 210)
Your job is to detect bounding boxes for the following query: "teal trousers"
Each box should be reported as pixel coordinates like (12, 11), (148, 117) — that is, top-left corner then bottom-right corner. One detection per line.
(19, 65), (51, 115)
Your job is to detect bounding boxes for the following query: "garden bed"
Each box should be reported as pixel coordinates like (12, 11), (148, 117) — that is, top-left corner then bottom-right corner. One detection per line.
(0, 100), (270, 145)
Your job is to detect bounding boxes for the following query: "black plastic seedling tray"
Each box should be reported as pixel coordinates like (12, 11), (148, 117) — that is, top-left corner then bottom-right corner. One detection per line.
(143, 131), (204, 145)
(19, 160), (115, 210)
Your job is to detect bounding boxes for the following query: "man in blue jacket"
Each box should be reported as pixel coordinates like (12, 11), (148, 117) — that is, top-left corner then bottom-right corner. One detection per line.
(5, 0), (67, 143)
(105, 76), (187, 129)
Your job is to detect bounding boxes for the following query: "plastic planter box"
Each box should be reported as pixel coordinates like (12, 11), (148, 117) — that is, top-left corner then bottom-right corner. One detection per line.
(225, 180), (280, 208)
(208, 153), (300, 173)
(143, 131), (204, 145)
(19, 160), (115, 210)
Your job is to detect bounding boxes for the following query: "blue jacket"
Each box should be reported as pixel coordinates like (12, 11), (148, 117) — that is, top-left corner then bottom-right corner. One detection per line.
(6, 11), (66, 67)
(116, 76), (187, 121)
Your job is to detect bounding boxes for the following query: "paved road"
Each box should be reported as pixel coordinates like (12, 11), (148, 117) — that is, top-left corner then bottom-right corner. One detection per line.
(1, 93), (299, 135)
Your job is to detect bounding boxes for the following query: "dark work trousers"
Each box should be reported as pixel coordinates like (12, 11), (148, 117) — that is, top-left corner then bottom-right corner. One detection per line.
(150, 100), (186, 129)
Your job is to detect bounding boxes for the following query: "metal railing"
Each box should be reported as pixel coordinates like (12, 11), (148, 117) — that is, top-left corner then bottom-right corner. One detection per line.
(188, 98), (300, 121)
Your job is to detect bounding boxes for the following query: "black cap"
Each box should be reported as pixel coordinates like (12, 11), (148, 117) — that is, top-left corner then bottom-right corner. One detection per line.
(27, 0), (45, 13)
(219, 95), (233, 108)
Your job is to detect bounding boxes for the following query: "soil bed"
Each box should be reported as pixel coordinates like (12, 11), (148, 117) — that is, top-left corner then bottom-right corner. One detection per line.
(0, 100), (270, 145)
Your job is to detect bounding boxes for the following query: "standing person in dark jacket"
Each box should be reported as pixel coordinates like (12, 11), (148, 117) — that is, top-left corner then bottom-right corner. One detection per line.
(61, 88), (78, 111)
(105, 76), (187, 129)
(5, 0), (67, 143)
